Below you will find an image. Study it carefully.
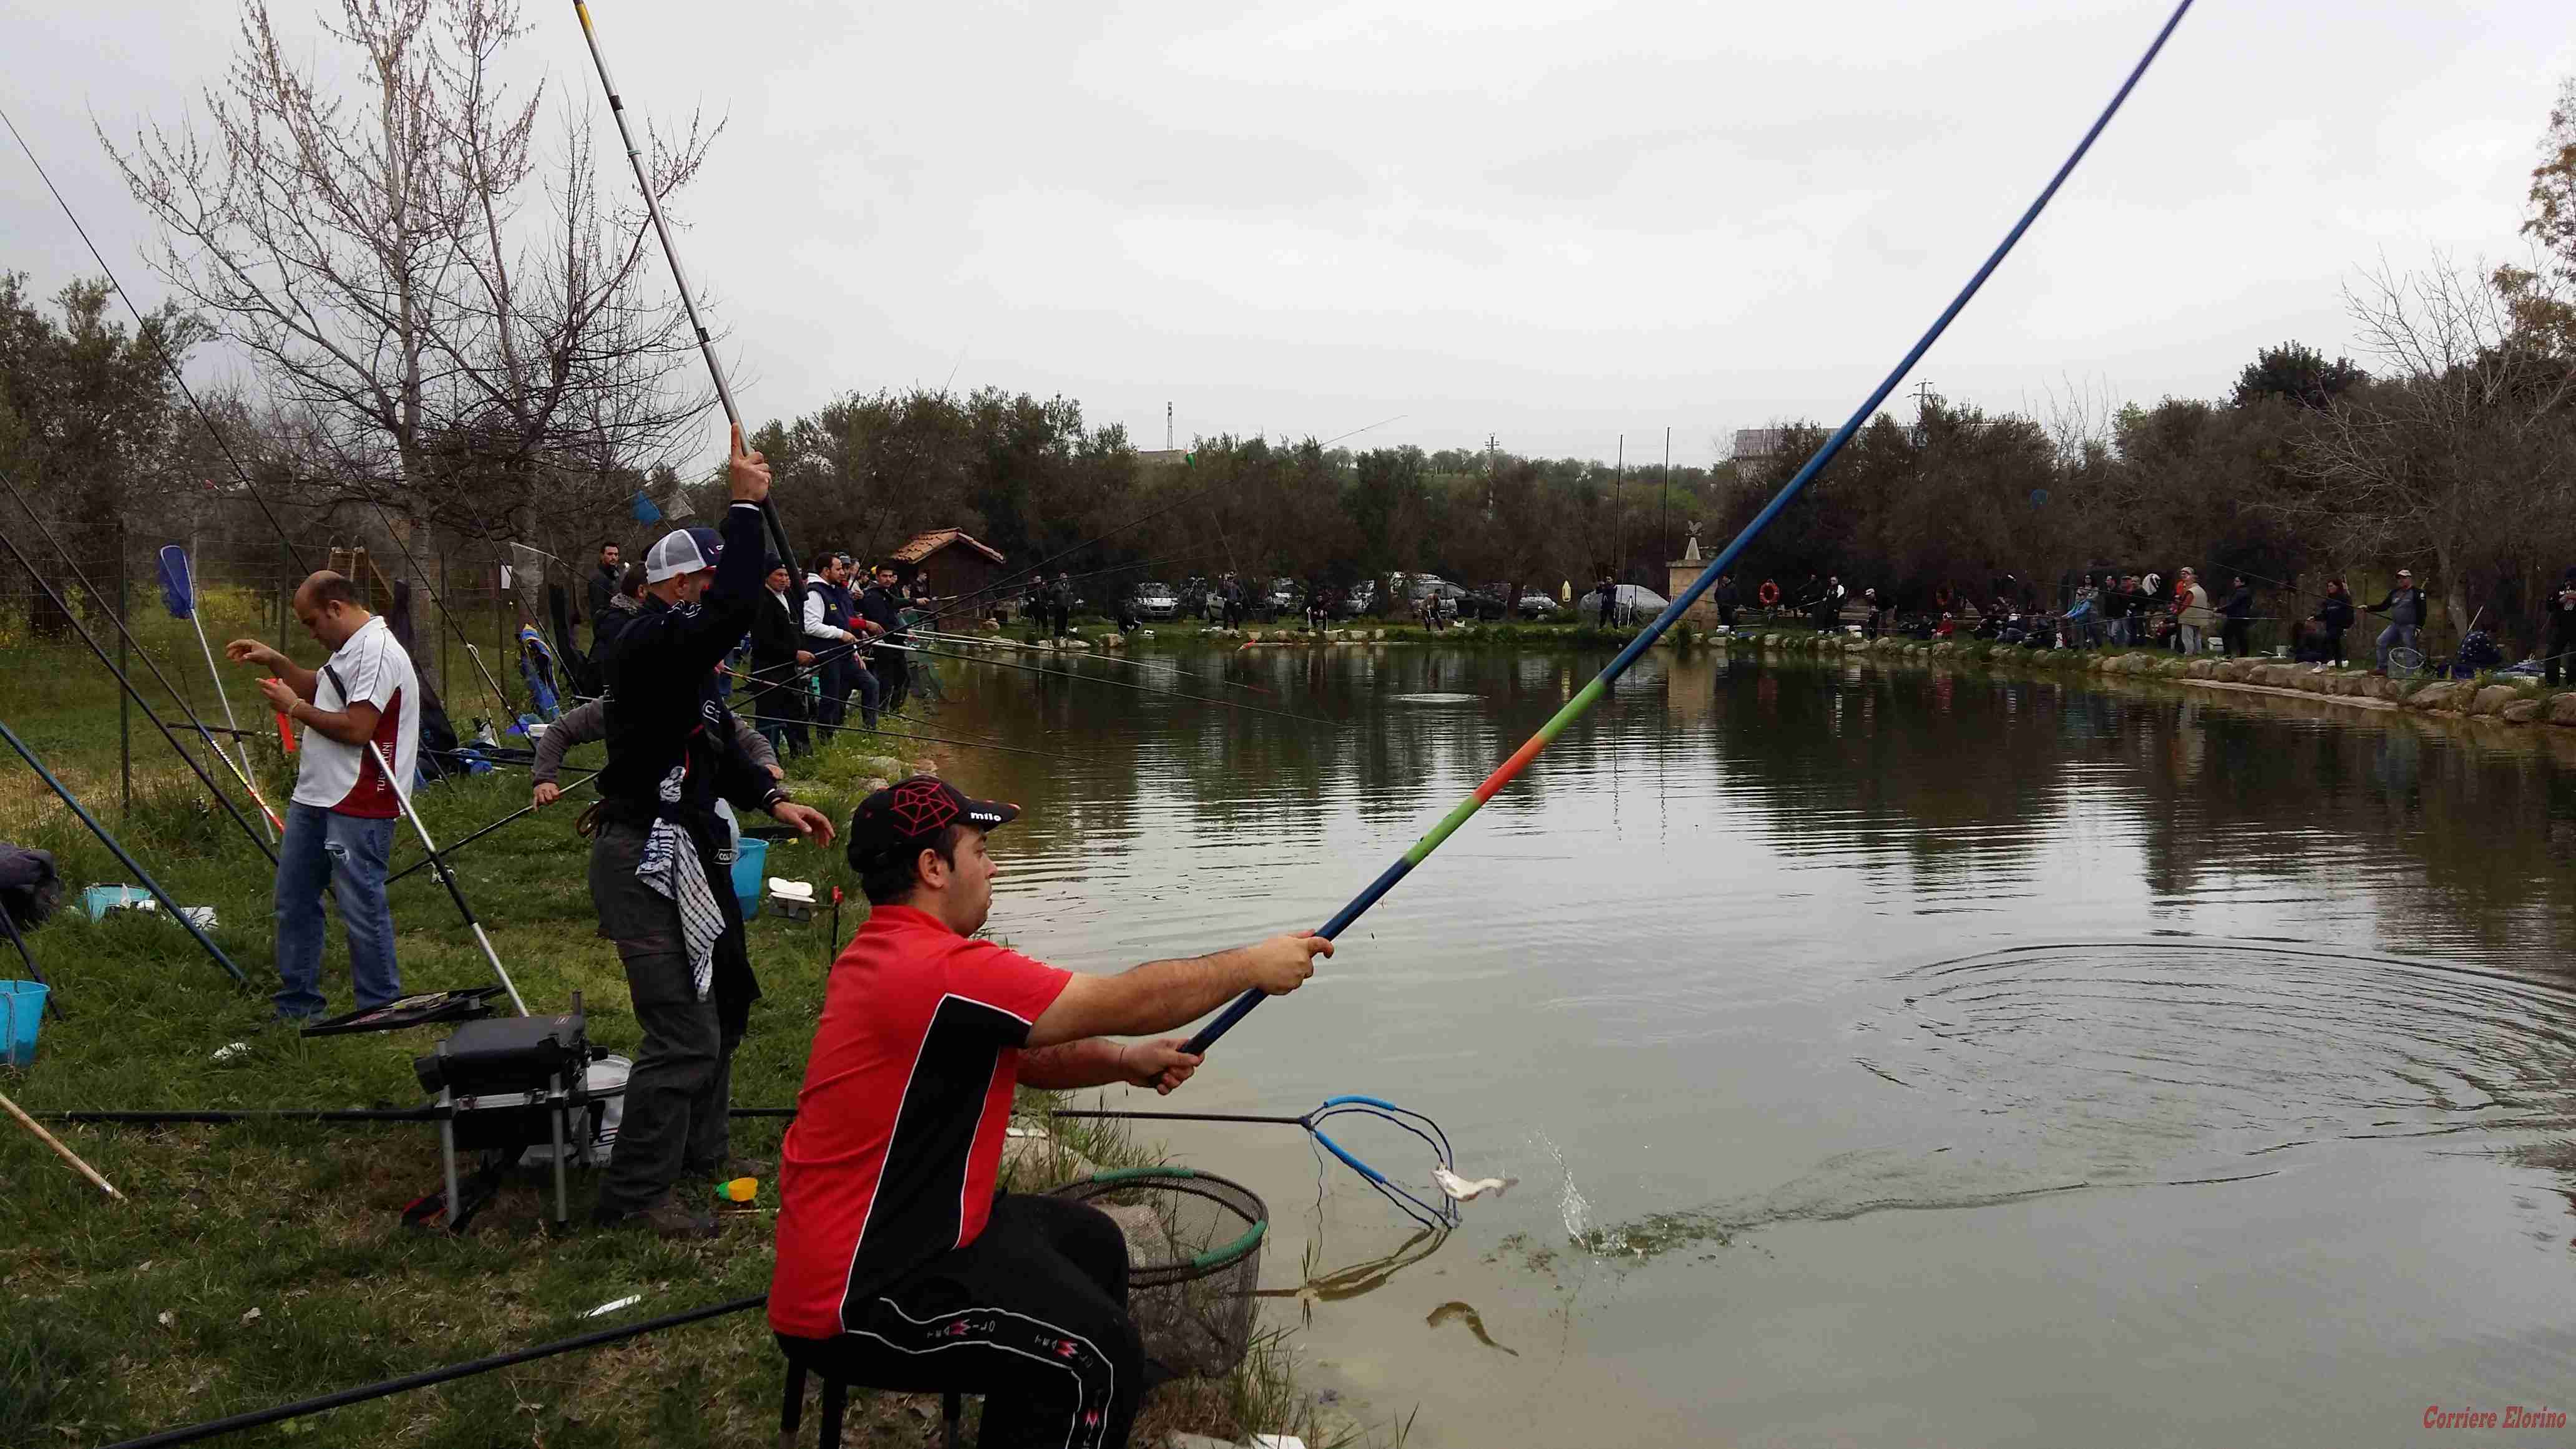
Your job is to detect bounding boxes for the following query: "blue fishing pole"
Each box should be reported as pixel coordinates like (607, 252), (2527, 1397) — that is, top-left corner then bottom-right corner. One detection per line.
(1187, 0), (2198, 1055)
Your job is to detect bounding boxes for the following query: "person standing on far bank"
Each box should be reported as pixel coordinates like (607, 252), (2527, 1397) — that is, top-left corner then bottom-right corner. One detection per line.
(2368, 569), (2428, 675)
(2318, 580), (2356, 666)
(2176, 568), (2213, 655)
(2217, 575), (2255, 656)
(225, 573), (421, 1023)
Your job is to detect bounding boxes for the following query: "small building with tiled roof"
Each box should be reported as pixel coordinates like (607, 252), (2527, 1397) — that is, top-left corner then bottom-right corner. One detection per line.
(886, 528), (1008, 603)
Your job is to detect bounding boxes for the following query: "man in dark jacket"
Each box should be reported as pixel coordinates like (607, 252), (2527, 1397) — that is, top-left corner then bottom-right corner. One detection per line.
(854, 564), (912, 715)
(2366, 569), (2428, 674)
(590, 429), (835, 1238)
(585, 542), (622, 648)
(748, 560), (813, 757)
(2217, 577), (2256, 656)
(2317, 580), (2356, 666)
(2099, 576), (2134, 646)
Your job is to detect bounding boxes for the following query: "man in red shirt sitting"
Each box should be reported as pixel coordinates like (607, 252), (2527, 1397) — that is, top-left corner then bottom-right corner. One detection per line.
(771, 776), (1330, 1447)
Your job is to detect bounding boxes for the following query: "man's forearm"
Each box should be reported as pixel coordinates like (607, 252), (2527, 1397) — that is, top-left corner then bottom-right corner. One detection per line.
(290, 703), (373, 746)
(1018, 1038), (1132, 1090)
(1100, 948), (1265, 1038)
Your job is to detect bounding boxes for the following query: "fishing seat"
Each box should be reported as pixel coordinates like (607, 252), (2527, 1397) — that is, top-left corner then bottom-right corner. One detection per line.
(778, 1360), (965, 1448)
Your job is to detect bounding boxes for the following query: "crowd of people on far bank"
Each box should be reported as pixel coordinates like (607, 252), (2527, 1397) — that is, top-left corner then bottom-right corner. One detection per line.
(1689, 567), (2454, 678)
(582, 540), (940, 762)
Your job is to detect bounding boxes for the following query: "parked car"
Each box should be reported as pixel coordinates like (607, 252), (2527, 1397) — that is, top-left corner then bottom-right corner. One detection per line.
(1516, 592), (1559, 619)
(1129, 582), (1180, 621)
(1456, 583), (1516, 621)
(1267, 577), (1300, 613)
(1587, 583), (1671, 625)
(1332, 578), (1380, 618)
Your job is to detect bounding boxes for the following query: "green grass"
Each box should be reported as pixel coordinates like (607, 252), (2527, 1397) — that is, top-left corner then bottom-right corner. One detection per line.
(0, 599), (1382, 1447)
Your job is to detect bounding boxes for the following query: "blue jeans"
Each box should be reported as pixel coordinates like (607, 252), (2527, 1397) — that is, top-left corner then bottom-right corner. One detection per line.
(2376, 622), (2419, 670)
(273, 803), (401, 1020)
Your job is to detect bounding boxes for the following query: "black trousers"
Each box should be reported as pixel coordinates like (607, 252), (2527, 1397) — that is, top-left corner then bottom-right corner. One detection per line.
(2549, 631), (2576, 686)
(875, 651), (911, 716)
(777, 1194), (1141, 1449)
(2222, 619), (2253, 657)
(817, 658), (854, 729)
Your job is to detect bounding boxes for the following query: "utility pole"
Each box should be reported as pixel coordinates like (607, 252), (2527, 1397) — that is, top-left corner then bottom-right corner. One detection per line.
(1661, 426), (1671, 569)
(1612, 434), (1624, 587)
(1166, 402), (1173, 452)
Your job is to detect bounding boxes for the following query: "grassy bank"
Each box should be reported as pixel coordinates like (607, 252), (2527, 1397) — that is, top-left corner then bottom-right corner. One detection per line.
(0, 613), (1370, 1447)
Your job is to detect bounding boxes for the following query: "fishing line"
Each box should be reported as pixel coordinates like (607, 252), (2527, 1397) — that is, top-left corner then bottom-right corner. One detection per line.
(731, 710), (1049, 756)
(383, 769), (602, 884)
(0, 717), (248, 985)
(1, 104), (308, 570)
(914, 482), (1238, 631)
(0, 494), (281, 864)
(1185, 0), (2200, 1055)
(4, 102), (519, 728)
(908, 639), (1347, 728)
(570, 0), (806, 613)
(909, 627), (1280, 697)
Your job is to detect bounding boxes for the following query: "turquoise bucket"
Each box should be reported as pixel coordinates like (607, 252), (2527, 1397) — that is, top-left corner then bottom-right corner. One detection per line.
(1, 980), (47, 1067)
(729, 837), (769, 919)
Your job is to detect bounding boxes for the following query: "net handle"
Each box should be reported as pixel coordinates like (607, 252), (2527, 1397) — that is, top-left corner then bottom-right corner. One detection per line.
(1061, 1168), (1269, 1273)
(1191, 1218), (1267, 1272)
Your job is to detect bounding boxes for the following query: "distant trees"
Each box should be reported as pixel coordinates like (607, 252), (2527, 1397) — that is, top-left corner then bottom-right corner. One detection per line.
(2232, 343), (2368, 409)
(0, 274), (201, 632)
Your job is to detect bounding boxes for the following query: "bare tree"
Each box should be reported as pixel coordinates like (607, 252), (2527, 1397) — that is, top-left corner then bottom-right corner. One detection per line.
(2290, 254), (2576, 636)
(102, 0), (721, 544)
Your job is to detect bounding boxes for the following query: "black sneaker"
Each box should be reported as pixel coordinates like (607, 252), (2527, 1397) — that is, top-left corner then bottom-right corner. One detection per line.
(594, 1200), (720, 1241)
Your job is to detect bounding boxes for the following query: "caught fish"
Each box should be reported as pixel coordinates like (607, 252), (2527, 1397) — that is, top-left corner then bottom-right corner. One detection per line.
(1433, 1164), (1516, 1202)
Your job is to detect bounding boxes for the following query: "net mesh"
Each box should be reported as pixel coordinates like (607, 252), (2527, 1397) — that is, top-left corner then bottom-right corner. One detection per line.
(1050, 1169), (1265, 1378)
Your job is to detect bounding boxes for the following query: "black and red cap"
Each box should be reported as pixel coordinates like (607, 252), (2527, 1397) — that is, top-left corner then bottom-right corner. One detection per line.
(846, 775), (1020, 869)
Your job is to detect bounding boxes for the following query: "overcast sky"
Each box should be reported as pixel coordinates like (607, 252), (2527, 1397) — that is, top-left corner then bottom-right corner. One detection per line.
(5, 0), (2570, 468)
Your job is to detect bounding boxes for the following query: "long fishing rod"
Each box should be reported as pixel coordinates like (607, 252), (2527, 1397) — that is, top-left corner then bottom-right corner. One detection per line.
(731, 708), (1048, 756)
(4, 106), (517, 729)
(159, 545), (280, 839)
(911, 626), (1281, 696)
(569, 0), (805, 618)
(383, 769), (602, 885)
(0, 717), (247, 985)
(1, 106), (308, 570)
(752, 623), (1281, 706)
(364, 739), (529, 1015)
(909, 638), (1345, 727)
(0, 509), (280, 864)
(1185, 0), (2199, 1055)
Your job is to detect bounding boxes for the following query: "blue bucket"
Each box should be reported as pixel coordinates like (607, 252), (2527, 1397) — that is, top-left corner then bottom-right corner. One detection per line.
(2, 980), (46, 1067)
(729, 837), (770, 919)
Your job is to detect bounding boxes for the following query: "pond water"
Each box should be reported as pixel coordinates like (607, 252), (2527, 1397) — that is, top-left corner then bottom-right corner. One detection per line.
(923, 643), (2576, 1447)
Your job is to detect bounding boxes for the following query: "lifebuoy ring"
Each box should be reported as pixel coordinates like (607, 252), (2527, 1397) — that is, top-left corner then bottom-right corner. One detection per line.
(1757, 580), (1781, 607)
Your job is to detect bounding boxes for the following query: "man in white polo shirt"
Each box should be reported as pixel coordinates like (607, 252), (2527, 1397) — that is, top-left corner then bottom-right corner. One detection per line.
(226, 572), (421, 1022)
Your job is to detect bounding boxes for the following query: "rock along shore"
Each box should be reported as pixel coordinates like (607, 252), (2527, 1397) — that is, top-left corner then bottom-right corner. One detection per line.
(1733, 630), (2576, 729)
